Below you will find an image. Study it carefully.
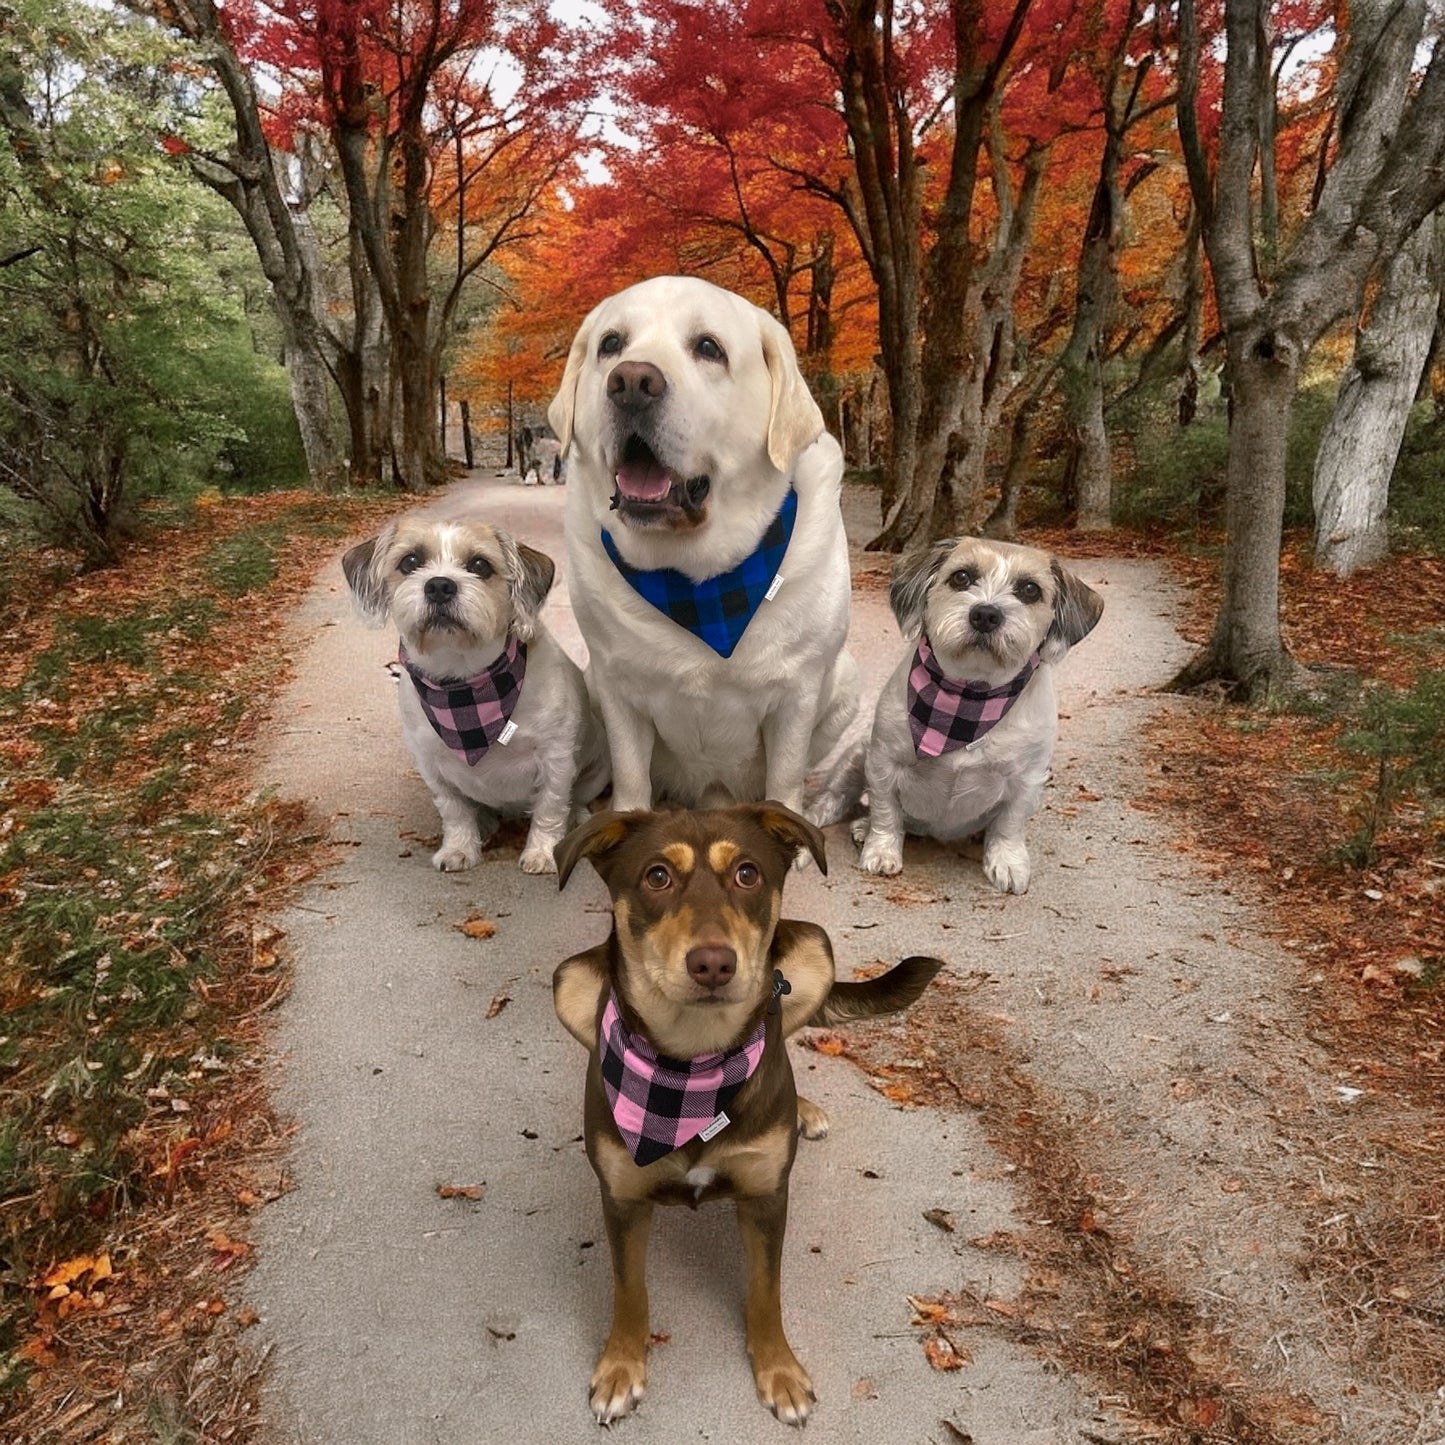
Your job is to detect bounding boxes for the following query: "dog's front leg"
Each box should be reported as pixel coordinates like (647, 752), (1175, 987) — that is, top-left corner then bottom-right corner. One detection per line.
(595, 682), (655, 812)
(738, 1188), (814, 1425)
(422, 770), (496, 873)
(761, 689), (818, 817)
(981, 774), (1046, 894)
(591, 1192), (654, 1424)
(857, 749), (906, 876)
(518, 740), (577, 874)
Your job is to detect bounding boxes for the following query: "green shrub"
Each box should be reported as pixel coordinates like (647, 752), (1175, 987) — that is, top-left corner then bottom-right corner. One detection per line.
(1336, 669), (1445, 865)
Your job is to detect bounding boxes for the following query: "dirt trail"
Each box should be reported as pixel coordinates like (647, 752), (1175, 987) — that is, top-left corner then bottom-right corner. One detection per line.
(247, 474), (1437, 1444)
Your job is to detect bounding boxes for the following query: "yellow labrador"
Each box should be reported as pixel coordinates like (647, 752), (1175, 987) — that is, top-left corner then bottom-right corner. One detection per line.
(549, 276), (857, 824)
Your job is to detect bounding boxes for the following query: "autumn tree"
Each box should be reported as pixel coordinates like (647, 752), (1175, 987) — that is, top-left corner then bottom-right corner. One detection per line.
(1054, 0), (1173, 531)
(149, 0), (345, 489)
(294, 0), (588, 490)
(1175, 0), (1445, 695)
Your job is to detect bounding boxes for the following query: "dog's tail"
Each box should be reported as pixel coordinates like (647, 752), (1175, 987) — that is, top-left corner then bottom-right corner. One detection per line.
(805, 955), (944, 1027)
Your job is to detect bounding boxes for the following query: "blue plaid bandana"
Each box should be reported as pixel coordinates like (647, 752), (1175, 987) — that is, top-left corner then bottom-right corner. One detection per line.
(600, 488), (798, 658)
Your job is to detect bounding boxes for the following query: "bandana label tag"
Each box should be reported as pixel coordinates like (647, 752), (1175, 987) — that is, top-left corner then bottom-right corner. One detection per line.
(764, 573), (784, 602)
(497, 720), (518, 745)
(699, 1112), (731, 1142)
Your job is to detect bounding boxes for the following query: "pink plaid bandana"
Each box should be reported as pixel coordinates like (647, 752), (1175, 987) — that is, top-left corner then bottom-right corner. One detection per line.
(599, 991), (768, 1167)
(907, 635), (1040, 758)
(399, 637), (526, 765)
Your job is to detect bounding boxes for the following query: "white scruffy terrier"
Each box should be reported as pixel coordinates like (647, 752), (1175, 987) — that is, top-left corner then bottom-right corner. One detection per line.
(813, 536), (1103, 893)
(343, 497), (608, 874)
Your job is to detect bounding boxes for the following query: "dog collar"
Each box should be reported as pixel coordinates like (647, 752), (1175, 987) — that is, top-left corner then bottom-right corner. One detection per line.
(399, 637), (527, 765)
(599, 487), (797, 659)
(598, 990), (768, 1166)
(907, 635), (1040, 758)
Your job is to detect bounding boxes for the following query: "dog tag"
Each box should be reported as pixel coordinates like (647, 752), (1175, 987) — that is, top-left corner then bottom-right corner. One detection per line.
(763, 573), (784, 602)
(497, 720), (518, 745)
(699, 1111), (730, 1141)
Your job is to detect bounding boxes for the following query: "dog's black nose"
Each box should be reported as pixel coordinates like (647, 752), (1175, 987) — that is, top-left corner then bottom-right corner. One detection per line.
(685, 945), (737, 990)
(969, 603), (1004, 634)
(607, 361), (667, 412)
(425, 575), (458, 603)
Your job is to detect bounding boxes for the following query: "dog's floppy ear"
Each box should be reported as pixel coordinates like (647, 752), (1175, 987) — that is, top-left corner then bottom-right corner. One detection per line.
(888, 539), (956, 638)
(341, 528), (392, 623)
(1042, 559), (1105, 663)
(500, 537), (556, 642)
(746, 801), (828, 876)
(556, 810), (641, 891)
(758, 309), (824, 475)
(547, 314), (594, 453)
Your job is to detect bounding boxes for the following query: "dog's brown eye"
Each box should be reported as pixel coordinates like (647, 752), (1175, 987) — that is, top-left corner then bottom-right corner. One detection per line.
(734, 861), (761, 889)
(643, 864), (672, 891)
(1015, 579), (1042, 603)
(947, 568), (974, 591)
(598, 331), (623, 357)
(694, 335), (726, 363)
(398, 552), (421, 575)
(467, 556), (494, 580)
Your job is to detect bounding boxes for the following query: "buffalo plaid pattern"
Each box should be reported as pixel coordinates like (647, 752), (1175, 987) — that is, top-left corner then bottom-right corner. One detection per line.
(599, 487), (798, 658)
(599, 991), (768, 1166)
(908, 635), (1040, 758)
(399, 637), (527, 766)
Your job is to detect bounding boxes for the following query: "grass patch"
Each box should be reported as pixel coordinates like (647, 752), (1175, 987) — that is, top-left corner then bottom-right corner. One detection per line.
(0, 487), (399, 1431)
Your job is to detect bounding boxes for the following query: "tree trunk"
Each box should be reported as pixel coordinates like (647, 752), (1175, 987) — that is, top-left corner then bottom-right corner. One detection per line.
(1173, 326), (1305, 697)
(279, 322), (338, 490)
(460, 399), (475, 468)
(1312, 214), (1442, 576)
(160, 0), (347, 490)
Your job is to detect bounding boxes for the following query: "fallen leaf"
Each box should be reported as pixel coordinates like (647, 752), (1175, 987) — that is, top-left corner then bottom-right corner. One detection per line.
(236, 1307), (260, 1328)
(923, 1333), (971, 1371)
(907, 1294), (952, 1325)
(923, 1208), (956, 1233)
(803, 1032), (846, 1056)
(457, 915), (497, 940)
(437, 1183), (486, 1200)
(649, 1331), (671, 1347)
(485, 993), (511, 1019)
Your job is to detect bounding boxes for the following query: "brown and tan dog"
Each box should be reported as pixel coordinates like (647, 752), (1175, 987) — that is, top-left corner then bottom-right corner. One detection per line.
(553, 802), (943, 1427)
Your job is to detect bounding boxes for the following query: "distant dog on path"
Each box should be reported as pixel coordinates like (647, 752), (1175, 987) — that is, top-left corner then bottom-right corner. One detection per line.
(813, 536), (1103, 893)
(343, 496), (607, 874)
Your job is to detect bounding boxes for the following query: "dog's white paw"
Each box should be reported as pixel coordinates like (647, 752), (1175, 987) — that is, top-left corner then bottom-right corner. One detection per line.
(519, 843), (558, 875)
(432, 839), (482, 872)
(983, 838), (1031, 894)
(858, 832), (903, 876)
(849, 816), (870, 848)
(590, 1354), (646, 1425)
(796, 1096), (830, 1140)
(754, 1353), (815, 1427)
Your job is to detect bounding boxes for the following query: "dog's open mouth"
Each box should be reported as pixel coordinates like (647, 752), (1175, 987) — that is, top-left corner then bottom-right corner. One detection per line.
(611, 434), (710, 525)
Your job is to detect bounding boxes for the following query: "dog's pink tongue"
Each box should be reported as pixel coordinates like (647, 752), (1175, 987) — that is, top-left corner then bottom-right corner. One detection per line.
(615, 458), (671, 502)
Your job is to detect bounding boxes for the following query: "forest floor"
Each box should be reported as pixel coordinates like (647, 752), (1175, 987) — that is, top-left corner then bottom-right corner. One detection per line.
(2, 474), (1441, 1444)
